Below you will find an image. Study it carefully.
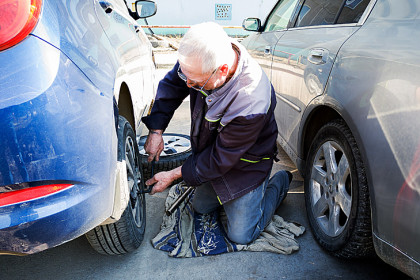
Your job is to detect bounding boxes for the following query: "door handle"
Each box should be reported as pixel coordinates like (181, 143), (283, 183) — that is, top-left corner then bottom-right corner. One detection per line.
(308, 48), (328, 65)
(99, 0), (113, 13)
(264, 45), (271, 55)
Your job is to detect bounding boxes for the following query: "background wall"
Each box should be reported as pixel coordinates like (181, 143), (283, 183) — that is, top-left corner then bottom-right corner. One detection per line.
(129, 0), (278, 36)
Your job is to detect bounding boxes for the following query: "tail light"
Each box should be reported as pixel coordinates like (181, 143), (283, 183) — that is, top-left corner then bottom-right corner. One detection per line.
(0, 184), (73, 207)
(0, 0), (42, 51)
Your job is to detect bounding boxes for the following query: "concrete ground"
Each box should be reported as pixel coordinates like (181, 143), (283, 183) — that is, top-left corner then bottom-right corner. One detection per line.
(0, 45), (411, 280)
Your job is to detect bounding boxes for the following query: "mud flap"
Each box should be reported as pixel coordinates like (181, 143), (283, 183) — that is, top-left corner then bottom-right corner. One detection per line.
(100, 160), (129, 225)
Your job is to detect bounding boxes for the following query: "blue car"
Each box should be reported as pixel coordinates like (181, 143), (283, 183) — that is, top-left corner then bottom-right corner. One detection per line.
(0, 0), (157, 255)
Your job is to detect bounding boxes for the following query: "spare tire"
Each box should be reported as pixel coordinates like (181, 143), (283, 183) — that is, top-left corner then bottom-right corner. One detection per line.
(138, 133), (192, 183)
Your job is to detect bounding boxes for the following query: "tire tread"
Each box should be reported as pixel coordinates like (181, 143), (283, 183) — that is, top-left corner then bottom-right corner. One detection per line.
(305, 119), (374, 259)
(139, 134), (192, 183)
(85, 116), (145, 255)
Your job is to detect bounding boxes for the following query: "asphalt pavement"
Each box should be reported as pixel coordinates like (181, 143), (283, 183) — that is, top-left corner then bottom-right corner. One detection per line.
(0, 44), (411, 280)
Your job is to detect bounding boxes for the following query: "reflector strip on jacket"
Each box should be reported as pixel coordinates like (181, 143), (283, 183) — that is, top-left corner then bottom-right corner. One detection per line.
(204, 117), (221, 122)
(217, 196), (223, 205)
(240, 157), (271, 163)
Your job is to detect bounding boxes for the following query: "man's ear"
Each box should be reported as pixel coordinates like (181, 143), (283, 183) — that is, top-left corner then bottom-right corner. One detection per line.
(220, 64), (229, 76)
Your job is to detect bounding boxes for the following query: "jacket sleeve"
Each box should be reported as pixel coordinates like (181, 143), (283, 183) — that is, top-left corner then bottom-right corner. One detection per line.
(142, 62), (189, 130)
(181, 113), (267, 186)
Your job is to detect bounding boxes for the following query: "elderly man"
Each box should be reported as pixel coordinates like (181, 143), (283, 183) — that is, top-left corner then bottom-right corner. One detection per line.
(142, 22), (291, 245)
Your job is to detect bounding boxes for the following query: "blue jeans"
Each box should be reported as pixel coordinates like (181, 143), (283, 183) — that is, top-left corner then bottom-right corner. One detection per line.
(192, 170), (290, 245)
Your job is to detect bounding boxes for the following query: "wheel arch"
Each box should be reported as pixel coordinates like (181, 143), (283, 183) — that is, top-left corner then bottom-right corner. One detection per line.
(299, 99), (369, 179)
(299, 99), (378, 235)
(299, 104), (341, 174)
(117, 82), (135, 134)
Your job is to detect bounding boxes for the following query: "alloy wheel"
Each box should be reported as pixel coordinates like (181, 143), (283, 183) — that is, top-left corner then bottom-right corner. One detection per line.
(125, 135), (144, 228)
(309, 140), (352, 237)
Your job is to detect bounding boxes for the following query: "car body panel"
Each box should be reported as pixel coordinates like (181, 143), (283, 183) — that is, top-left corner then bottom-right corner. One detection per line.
(0, 0), (155, 254)
(243, 0), (420, 277)
(93, 0), (156, 129)
(0, 182), (111, 255)
(272, 25), (360, 157)
(0, 36), (116, 254)
(242, 31), (285, 81)
(32, 0), (155, 131)
(324, 0), (420, 264)
(32, 0), (116, 99)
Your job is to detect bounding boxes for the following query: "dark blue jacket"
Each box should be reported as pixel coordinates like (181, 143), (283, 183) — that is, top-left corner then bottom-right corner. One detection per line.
(142, 42), (278, 204)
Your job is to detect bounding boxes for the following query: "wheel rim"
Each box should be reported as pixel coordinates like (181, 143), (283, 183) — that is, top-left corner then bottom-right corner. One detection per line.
(125, 135), (145, 228)
(309, 140), (352, 237)
(139, 134), (190, 157)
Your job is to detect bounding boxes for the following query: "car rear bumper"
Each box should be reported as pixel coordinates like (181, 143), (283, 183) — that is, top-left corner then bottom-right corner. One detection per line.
(0, 35), (117, 254)
(0, 182), (112, 255)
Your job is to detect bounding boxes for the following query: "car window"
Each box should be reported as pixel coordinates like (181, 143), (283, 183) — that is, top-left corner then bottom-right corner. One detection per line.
(264, 0), (300, 32)
(336, 0), (370, 24)
(295, 0), (343, 27)
(110, 0), (130, 14)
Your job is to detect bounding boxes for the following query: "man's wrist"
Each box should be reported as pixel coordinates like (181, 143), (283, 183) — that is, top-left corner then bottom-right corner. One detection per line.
(149, 129), (163, 135)
(171, 166), (182, 180)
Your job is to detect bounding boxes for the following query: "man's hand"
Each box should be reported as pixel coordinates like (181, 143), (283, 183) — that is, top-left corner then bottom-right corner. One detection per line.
(146, 166), (182, 195)
(144, 129), (164, 162)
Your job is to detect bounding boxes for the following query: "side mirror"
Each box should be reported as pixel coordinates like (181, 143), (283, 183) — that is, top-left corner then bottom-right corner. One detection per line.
(242, 18), (261, 32)
(135, 0), (157, 18)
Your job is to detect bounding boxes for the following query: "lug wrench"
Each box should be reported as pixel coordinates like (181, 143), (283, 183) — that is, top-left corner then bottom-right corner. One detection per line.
(139, 159), (195, 216)
(139, 160), (155, 194)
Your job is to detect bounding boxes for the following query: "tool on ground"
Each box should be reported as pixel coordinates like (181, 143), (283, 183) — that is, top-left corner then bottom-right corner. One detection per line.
(166, 185), (195, 216)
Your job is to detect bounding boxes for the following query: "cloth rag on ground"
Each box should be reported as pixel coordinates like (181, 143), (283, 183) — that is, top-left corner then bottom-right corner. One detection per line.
(151, 182), (305, 257)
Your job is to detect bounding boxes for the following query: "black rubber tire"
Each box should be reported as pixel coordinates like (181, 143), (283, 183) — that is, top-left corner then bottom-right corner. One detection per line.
(85, 116), (146, 255)
(138, 133), (191, 184)
(304, 120), (374, 258)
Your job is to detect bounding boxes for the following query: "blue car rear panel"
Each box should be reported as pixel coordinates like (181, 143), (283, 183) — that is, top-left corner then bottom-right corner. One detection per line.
(0, 33), (117, 254)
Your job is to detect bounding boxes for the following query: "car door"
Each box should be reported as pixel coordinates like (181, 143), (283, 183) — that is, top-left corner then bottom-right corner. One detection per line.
(243, 0), (301, 81)
(93, 0), (155, 130)
(272, 0), (372, 159)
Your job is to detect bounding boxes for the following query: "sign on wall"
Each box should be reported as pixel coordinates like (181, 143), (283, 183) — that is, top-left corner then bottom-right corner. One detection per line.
(215, 4), (232, 20)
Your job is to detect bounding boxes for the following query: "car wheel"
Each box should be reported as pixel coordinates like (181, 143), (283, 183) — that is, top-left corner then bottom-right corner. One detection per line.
(304, 120), (374, 258)
(138, 133), (191, 183)
(86, 116), (146, 255)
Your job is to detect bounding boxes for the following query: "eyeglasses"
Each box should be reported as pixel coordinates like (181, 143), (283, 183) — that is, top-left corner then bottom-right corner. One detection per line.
(177, 65), (218, 96)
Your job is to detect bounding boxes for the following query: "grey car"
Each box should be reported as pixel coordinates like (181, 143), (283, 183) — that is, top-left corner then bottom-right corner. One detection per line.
(241, 0), (420, 278)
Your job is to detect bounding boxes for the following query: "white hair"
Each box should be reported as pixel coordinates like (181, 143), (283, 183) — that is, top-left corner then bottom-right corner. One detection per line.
(178, 22), (234, 74)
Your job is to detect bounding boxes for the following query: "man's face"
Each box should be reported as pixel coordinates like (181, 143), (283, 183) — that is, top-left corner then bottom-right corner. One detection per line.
(178, 56), (226, 92)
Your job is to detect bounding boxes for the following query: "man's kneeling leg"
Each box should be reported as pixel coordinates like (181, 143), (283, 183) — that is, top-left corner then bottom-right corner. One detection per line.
(192, 181), (221, 214)
(223, 170), (290, 244)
